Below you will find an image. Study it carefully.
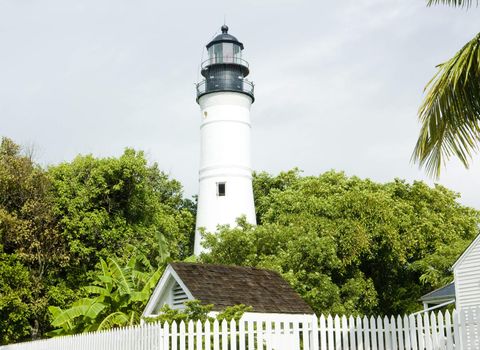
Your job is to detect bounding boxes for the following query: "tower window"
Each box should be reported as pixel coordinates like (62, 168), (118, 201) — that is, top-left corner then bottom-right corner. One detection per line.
(217, 182), (226, 196)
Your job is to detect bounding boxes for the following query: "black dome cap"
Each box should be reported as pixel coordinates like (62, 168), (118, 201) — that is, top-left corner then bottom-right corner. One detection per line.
(206, 25), (244, 50)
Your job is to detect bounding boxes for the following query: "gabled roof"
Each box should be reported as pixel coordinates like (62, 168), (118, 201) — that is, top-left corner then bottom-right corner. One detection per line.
(419, 282), (455, 304)
(145, 262), (313, 315)
(452, 233), (480, 270)
(170, 262), (313, 314)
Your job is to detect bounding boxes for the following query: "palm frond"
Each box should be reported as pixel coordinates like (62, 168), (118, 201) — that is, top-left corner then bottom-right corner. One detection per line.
(141, 267), (164, 294)
(108, 257), (134, 295)
(97, 311), (130, 331)
(50, 299), (106, 327)
(427, 0), (478, 7)
(412, 32), (480, 177)
(83, 285), (109, 296)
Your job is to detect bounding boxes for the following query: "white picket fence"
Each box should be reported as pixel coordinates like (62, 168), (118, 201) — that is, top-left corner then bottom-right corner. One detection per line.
(2, 307), (479, 350)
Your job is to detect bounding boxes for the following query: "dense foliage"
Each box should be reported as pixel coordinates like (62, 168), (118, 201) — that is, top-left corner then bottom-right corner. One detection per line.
(49, 253), (163, 335)
(201, 170), (480, 316)
(143, 300), (252, 324)
(1, 137), (479, 344)
(0, 138), (194, 344)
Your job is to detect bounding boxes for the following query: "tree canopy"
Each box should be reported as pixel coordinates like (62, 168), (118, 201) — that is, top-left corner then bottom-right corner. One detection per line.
(0, 138), (194, 344)
(1, 137), (480, 344)
(201, 170), (480, 315)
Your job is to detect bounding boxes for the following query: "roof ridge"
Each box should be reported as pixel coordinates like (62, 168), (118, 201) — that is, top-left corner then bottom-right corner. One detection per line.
(170, 261), (280, 274)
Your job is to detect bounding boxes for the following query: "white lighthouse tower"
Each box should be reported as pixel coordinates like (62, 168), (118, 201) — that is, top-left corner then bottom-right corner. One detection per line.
(194, 25), (256, 255)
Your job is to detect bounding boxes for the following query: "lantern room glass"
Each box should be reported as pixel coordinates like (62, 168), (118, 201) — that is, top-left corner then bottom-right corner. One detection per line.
(208, 43), (242, 65)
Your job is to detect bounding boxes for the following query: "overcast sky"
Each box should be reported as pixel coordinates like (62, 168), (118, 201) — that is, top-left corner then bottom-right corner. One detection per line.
(1, 0), (479, 209)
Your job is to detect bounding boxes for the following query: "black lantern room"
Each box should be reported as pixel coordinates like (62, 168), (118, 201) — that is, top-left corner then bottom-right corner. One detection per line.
(196, 25), (254, 102)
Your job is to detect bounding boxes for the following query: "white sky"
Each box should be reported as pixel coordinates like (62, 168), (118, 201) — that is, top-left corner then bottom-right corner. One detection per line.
(1, 0), (479, 209)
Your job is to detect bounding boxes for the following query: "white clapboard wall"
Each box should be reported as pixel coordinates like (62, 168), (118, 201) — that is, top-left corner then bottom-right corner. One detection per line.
(453, 234), (480, 311)
(2, 307), (479, 350)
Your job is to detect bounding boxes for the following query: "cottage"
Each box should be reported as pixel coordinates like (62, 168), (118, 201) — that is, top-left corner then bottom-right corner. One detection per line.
(452, 233), (480, 311)
(142, 262), (313, 320)
(420, 233), (480, 311)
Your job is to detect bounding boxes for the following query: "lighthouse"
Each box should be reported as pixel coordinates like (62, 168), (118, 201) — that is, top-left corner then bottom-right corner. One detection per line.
(194, 25), (256, 255)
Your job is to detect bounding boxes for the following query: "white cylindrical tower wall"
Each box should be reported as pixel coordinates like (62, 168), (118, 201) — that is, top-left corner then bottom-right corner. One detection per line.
(194, 92), (256, 255)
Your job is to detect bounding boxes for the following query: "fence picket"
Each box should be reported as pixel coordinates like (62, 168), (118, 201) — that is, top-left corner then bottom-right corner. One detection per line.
(376, 316), (384, 350)
(327, 315), (334, 350)
(302, 318), (310, 350)
(311, 315), (319, 350)
(363, 316), (370, 350)
(221, 319), (228, 350)
(180, 321), (186, 350)
(196, 320), (202, 350)
(390, 316), (397, 350)
(423, 312), (432, 350)
(231, 319), (237, 350)
(437, 311), (446, 350)
(247, 320), (254, 350)
(356, 316), (363, 350)
(256, 320), (264, 350)
(431, 309), (439, 349)
(396, 315), (403, 350)
(292, 320), (300, 350)
(370, 316), (377, 350)
(445, 310), (453, 350)
(403, 315), (410, 350)
(265, 320), (272, 350)
(239, 319), (245, 350)
(408, 314), (417, 350)
(334, 316), (341, 350)
(384, 316), (391, 350)
(349, 316), (357, 350)
(341, 316), (349, 350)
(2, 310), (466, 350)
(320, 314), (327, 350)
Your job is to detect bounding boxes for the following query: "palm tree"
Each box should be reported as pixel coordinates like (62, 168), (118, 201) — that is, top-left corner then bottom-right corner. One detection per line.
(412, 0), (480, 177)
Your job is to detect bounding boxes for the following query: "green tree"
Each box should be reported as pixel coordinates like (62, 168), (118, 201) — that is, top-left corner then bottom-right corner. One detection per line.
(0, 137), (68, 343)
(49, 253), (163, 335)
(413, 0), (480, 177)
(0, 138), (196, 342)
(201, 170), (480, 315)
(48, 149), (195, 283)
(0, 252), (33, 344)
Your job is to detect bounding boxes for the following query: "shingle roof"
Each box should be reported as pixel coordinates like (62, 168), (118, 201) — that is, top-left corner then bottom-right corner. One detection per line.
(169, 262), (313, 314)
(419, 282), (455, 303)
